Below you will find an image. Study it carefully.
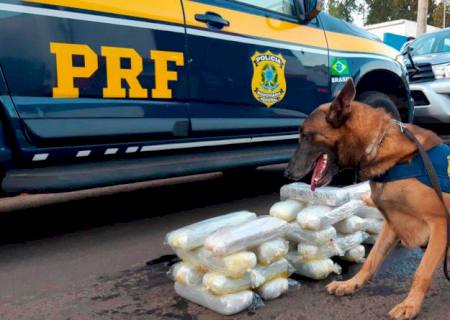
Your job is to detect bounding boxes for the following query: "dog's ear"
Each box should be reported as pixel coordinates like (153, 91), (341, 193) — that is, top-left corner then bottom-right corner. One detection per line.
(326, 78), (356, 128)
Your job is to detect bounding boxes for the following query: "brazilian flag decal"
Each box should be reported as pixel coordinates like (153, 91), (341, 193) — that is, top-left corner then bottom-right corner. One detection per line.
(331, 58), (350, 76)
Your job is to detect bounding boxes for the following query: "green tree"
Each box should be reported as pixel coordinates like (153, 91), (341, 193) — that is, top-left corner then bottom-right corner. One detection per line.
(327, 0), (363, 22)
(430, 2), (450, 28)
(365, 0), (436, 25)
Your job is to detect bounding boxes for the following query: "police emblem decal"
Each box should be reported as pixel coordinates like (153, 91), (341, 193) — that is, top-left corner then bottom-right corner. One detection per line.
(251, 51), (287, 107)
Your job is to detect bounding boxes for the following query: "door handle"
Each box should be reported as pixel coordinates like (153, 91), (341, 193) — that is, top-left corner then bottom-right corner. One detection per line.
(195, 11), (230, 30)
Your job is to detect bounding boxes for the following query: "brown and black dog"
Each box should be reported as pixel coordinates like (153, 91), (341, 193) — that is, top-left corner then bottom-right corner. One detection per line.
(285, 79), (450, 320)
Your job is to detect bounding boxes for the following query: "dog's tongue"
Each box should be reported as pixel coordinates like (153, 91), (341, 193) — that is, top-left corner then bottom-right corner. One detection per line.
(311, 154), (327, 191)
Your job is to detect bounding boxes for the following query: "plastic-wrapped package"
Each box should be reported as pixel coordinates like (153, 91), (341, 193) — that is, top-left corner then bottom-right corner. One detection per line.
(250, 258), (292, 287)
(176, 247), (256, 279)
(364, 234), (379, 244)
(297, 200), (364, 231)
(342, 245), (366, 263)
(363, 218), (384, 234)
(255, 238), (289, 266)
(296, 206), (333, 230)
(174, 282), (258, 316)
(343, 182), (371, 200)
(286, 222), (337, 245)
(256, 277), (289, 300)
(335, 231), (369, 252)
(205, 216), (288, 256)
(203, 258), (291, 295)
(296, 232), (369, 260)
(203, 272), (252, 295)
(170, 262), (204, 287)
(280, 182), (350, 206)
(297, 241), (343, 260)
(270, 200), (305, 222)
(166, 211), (256, 250)
(355, 206), (384, 220)
(289, 257), (342, 280)
(334, 216), (365, 234)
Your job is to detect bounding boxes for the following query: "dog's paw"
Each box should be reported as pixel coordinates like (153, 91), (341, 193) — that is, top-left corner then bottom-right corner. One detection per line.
(389, 301), (421, 320)
(326, 280), (362, 296)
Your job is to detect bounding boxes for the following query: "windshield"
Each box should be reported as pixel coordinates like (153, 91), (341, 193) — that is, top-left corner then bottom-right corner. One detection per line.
(410, 29), (450, 56)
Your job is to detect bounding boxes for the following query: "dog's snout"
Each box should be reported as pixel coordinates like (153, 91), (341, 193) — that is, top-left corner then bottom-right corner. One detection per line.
(284, 167), (298, 181)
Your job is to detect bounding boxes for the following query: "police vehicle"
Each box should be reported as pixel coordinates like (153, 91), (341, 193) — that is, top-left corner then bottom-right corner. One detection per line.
(0, 0), (413, 194)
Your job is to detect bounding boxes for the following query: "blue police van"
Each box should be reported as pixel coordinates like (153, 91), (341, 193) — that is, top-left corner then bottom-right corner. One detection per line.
(0, 0), (413, 194)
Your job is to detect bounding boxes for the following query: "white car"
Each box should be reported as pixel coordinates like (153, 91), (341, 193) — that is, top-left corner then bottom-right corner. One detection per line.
(405, 28), (450, 124)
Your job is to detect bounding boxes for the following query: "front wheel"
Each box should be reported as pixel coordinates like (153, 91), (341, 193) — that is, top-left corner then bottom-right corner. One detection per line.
(357, 91), (401, 120)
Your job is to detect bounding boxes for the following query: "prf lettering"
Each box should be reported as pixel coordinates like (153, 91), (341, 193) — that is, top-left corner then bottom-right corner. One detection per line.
(50, 42), (184, 99)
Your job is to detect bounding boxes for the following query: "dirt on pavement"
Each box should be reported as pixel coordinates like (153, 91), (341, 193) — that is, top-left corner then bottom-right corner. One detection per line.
(2, 241), (449, 319)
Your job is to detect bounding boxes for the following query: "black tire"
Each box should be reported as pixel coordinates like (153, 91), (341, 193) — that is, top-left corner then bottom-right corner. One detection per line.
(357, 91), (401, 120)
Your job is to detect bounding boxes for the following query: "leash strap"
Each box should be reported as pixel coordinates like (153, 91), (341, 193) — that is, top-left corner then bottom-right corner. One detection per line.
(400, 125), (450, 282)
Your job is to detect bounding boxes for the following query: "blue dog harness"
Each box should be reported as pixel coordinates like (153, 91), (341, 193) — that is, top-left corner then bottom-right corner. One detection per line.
(373, 143), (450, 193)
(381, 122), (450, 282)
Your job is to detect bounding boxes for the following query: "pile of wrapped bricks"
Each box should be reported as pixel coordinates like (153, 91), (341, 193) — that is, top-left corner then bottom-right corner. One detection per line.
(166, 211), (295, 315)
(166, 182), (384, 315)
(276, 182), (383, 280)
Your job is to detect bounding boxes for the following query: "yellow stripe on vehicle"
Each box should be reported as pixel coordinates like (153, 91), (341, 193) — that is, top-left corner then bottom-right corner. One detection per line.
(26, 0), (397, 59)
(325, 31), (398, 59)
(25, 0), (184, 24)
(184, 1), (397, 59)
(183, 1), (328, 50)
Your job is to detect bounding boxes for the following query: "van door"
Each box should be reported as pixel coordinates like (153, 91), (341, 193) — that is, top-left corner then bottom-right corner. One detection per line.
(0, 0), (188, 147)
(182, 0), (329, 138)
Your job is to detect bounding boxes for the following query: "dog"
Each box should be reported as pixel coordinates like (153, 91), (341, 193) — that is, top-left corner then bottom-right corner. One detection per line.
(285, 79), (450, 320)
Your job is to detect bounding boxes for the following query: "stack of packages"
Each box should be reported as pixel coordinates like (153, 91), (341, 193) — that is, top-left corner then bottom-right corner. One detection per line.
(165, 182), (385, 314)
(271, 181), (384, 280)
(343, 182), (385, 245)
(166, 211), (294, 315)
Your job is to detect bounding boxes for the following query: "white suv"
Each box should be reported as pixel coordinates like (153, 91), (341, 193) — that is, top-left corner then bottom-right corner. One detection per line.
(405, 28), (450, 124)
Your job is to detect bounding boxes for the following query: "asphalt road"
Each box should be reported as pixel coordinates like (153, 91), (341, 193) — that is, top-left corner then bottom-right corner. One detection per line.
(0, 166), (449, 320)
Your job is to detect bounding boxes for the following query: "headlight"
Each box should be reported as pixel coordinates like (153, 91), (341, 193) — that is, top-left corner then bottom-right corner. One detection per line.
(432, 63), (450, 79)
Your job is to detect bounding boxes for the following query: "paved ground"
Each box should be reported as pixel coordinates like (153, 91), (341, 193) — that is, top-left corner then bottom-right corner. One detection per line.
(0, 166), (448, 320)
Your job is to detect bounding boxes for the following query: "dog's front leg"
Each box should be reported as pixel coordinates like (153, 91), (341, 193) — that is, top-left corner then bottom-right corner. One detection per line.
(389, 218), (447, 320)
(327, 221), (398, 296)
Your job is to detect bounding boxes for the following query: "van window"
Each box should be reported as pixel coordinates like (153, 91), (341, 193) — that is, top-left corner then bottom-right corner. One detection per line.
(233, 0), (295, 15)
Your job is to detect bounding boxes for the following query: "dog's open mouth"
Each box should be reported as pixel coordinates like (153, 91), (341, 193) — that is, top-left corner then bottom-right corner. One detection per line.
(311, 153), (328, 191)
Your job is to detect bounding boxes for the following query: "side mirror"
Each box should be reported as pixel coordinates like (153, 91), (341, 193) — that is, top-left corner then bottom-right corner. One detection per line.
(305, 0), (323, 19)
(294, 0), (323, 20)
(400, 41), (421, 75)
(400, 40), (413, 56)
